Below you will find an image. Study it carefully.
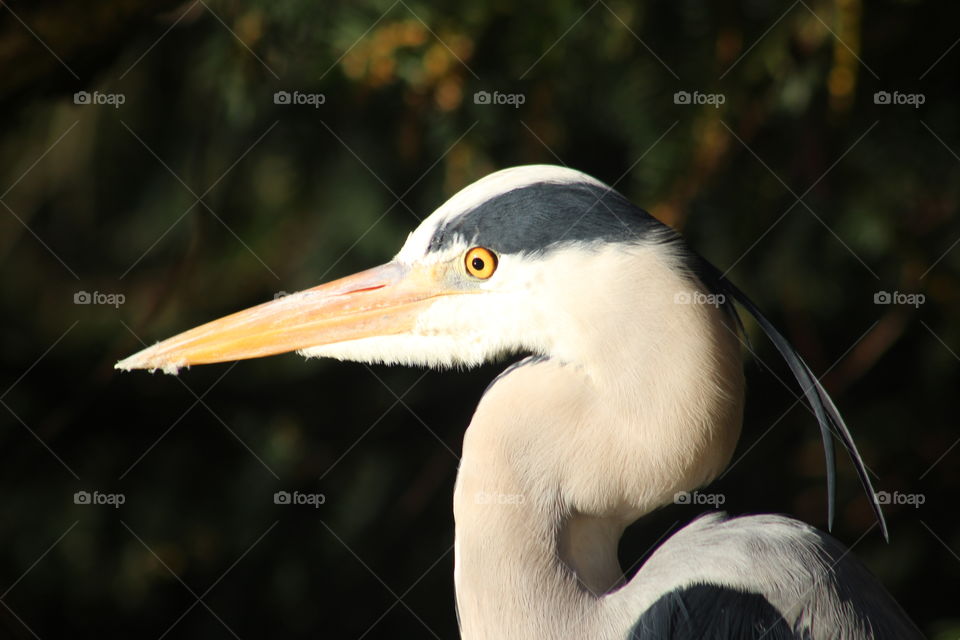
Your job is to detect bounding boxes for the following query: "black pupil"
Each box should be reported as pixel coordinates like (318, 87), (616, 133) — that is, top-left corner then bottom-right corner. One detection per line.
(471, 256), (485, 271)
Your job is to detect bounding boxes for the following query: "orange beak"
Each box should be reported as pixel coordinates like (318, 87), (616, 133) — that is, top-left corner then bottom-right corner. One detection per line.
(115, 262), (448, 374)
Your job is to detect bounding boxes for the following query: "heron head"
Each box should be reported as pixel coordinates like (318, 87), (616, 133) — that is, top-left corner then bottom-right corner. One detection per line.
(116, 165), (694, 375)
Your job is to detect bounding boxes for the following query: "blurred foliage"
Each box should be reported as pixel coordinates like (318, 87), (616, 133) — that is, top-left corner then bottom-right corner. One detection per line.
(1, 0), (958, 637)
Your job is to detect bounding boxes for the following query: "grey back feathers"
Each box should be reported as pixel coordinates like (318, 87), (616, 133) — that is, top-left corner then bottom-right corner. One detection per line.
(624, 513), (922, 639)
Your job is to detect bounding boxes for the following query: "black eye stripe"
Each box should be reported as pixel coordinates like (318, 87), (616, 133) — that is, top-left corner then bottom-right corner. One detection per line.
(427, 181), (672, 255)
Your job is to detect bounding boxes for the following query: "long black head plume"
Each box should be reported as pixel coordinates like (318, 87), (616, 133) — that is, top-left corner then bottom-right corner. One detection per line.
(696, 259), (889, 541)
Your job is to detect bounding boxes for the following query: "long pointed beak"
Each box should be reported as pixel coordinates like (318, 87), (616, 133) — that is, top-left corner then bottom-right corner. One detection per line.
(116, 262), (443, 374)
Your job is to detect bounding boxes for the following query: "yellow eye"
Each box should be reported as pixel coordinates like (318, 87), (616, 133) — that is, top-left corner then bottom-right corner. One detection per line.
(465, 247), (498, 279)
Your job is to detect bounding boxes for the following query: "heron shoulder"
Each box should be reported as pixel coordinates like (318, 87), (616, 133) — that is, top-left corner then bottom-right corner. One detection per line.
(614, 513), (923, 639)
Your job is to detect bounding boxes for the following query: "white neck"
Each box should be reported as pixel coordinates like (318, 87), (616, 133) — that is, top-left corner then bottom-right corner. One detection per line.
(452, 245), (744, 639)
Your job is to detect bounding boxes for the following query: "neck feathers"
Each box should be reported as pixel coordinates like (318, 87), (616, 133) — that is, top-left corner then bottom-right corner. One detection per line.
(453, 243), (745, 639)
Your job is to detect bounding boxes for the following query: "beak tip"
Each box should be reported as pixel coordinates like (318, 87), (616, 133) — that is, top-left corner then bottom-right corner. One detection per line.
(115, 346), (185, 376)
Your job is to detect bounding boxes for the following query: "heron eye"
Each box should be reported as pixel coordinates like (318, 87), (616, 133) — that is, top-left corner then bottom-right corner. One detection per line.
(465, 247), (497, 279)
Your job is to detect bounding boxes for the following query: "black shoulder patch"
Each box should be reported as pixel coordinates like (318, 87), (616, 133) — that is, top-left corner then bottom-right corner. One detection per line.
(629, 583), (797, 640)
(428, 181), (675, 255)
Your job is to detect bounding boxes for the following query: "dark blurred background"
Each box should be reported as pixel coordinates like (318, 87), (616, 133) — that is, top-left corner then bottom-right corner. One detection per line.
(1, 0), (957, 637)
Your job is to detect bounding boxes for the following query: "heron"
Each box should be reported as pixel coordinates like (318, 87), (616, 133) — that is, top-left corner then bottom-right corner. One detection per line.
(117, 165), (921, 639)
